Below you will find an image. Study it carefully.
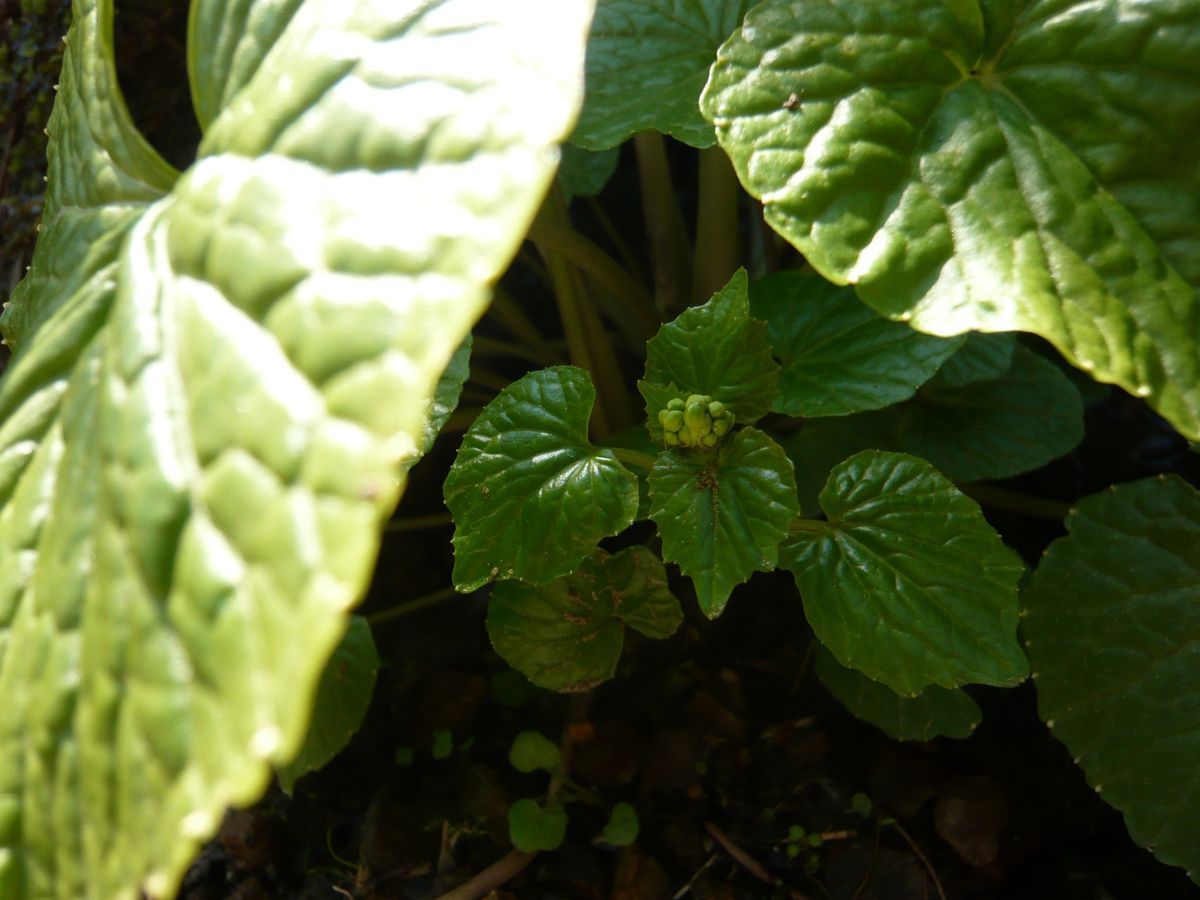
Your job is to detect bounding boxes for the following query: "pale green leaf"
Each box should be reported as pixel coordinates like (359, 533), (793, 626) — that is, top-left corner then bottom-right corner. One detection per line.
(487, 547), (681, 692)
(782, 451), (1028, 696)
(814, 643), (981, 741)
(573, 0), (754, 149)
(701, 0), (1200, 439)
(0, 2), (594, 897)
(649, 426), (798, 617)
(445, 367), (638, 592)
(639, 268), (780, 437)
(749, 270), (962, 417)
(1023, 475), (1200, 882)
(275, 615), (379, 793)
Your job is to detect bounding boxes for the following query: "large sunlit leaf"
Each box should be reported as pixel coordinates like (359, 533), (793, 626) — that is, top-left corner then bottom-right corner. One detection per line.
(572, 0), (754, 149)
(701, 0), (1200, 439)
(487, 547), (682, 692)
(781, 451), (1028, 696)
(814, 644), (981, 741)
(445, 366), (638, 592)
(749, 270), (962, 417)
(0, 1), (594, 897)
(1023, 476), (1200, 882)
(649, 426), (798, 617)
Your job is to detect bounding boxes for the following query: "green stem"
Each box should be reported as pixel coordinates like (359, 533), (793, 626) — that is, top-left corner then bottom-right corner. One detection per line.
(788, 517), (827, 534)
(956, 483), (1071, 520)
(367, 585), (460, 626)
(472, 334), (563, 368)
(527, 217), (658, 344)
(634, 132), (692, 318)
(489, 285), (555, 357)
(611, 447), (658, 471)
(384, 512), (453, 533)
(691, 146), (742, 305)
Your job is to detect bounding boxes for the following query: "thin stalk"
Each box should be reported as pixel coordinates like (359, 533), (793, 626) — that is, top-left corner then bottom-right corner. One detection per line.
(691, 146), (742, 305)
(472, 334), (563, 368)
(634, 131), (692, 318)
(468, 368), (514, 394)
(957, 483), (1071, 520)
(534, 192), (634, 436)
(367, 585), (460, 626)
(385, 512), (453, 533)
(489, 285), (554, 357)
(584, 195), (649, 286)
(611, 447), (657, 471)
(434, 850), (538, 900)
(526, 217), (658, 342)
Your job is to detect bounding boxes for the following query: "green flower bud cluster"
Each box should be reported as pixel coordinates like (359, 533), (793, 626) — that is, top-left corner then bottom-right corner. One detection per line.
(658, 394), (733, 448)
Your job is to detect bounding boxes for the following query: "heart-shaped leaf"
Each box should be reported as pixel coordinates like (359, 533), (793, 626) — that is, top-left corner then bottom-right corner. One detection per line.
(509, 798), (569, 852)
(649, 426), (798, 617)
(782, 451), (1027, 696)
(487, 547), (682, 692)
(445, 366), (639, 591)
(702, 0), (1200, 439)
(929, 333), (1016, 389)
(0, 1), (594, 896)
(1023, 476), (1200, 882)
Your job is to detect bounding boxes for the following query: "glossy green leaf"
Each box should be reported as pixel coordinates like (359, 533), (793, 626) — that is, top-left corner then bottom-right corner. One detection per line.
(558, 143), (620, 201)
(1023, 476), (1200, 882)
(649, 426), (798, 617)
(275, 616), (379, 793)
(487, 547), (681, 692)
(446, 367), (639, 591)
(509, 731), (562, 773)
(602, 802), (640, 846)
(749, 270), (962, 417)
(814, 644), (981, 741)
(639, 269), (780, 440)
(702, 0), (1200, 439)
(0, 1), (594, 897)
(509, 798), (568, 852)
(573, 0), (754, 149)
(929, 332), (1015, 389)
(782, 451), (1028, 696)
(785, 345), (1084, 511)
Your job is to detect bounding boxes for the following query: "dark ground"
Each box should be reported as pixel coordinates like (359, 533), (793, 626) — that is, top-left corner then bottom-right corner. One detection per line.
(3, 2), (1200, 898)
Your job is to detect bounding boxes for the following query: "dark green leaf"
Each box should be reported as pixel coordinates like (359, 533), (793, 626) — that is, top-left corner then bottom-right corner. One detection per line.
(411, 336), (472, 467)
(649, 426), (798, 617)
(573, 0), (754, 149)
(930, 332), (1016, 389)
(782, 451), (1027, 696)
(446, 367), (639, 591)
(276, 616), (379, 793)
(1023, 476), (1200, 882)
(749, 270), (962, 417)
(487, 547), (682, 692)
(509, 799), (568, 852)
(702, 0), (1200, 439)
(640, 269), (780, 434)
(785, 345), (1084, 511)
(814, 644), (981, 741)
(558, 144), (620, 201)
